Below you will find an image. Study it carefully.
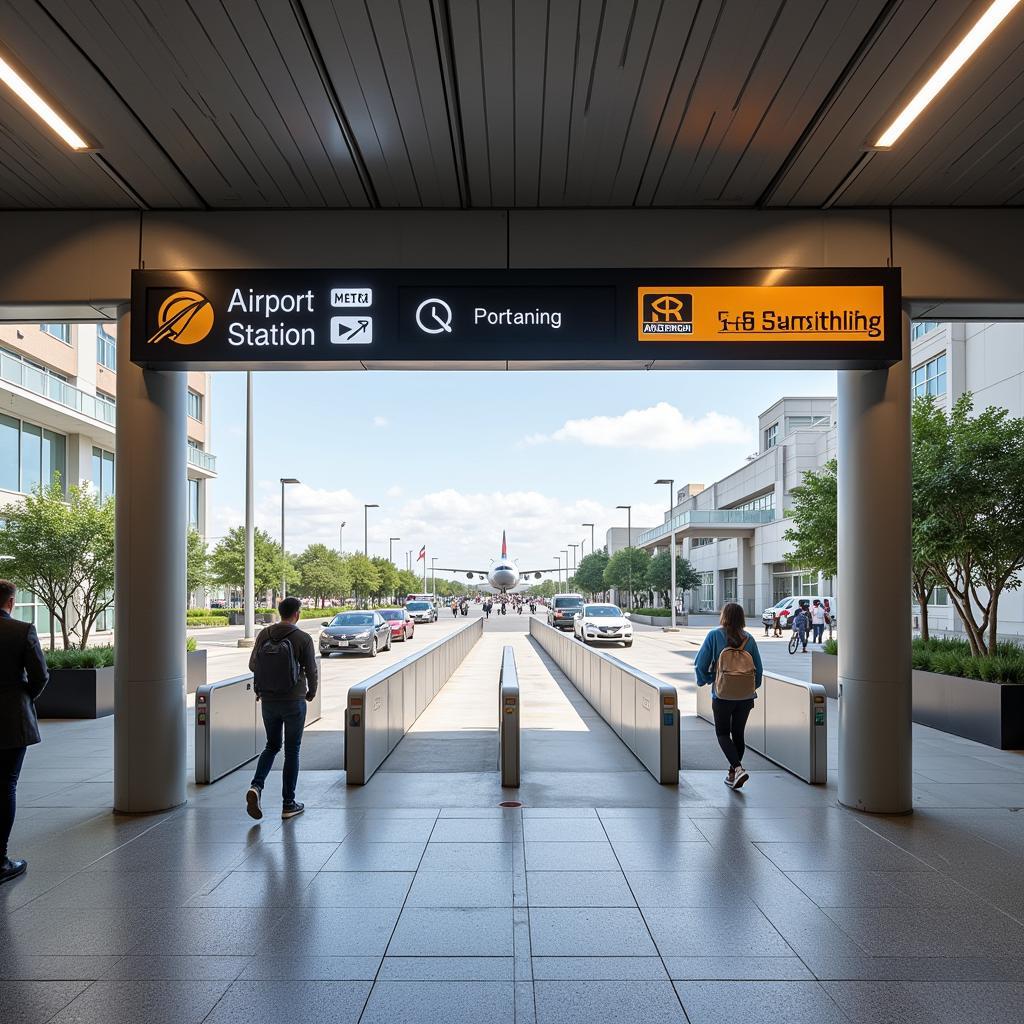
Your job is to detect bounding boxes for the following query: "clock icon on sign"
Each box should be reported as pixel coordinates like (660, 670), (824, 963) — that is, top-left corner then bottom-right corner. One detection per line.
(415, 298), (453, 334)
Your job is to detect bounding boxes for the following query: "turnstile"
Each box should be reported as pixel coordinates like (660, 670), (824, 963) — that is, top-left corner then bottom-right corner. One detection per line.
(498, 645), (520, 787)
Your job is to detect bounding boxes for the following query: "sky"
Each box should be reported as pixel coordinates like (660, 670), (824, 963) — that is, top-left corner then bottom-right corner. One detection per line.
(207, 368), (838, 580)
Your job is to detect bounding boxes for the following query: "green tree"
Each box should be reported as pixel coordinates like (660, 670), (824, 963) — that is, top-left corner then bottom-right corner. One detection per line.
(783, 460), (837, 579)
(0, 481), (115, 649)
(645, 550), (701, 608)
(913, 394), (1024, 655)
(603, 547), (651, 608)
(295, 543), (348, 606)
(187, 527), (210, 601)
(210, 527), (290, 600)
(344, 552), (380, 606)
(370, 556), (399, 604)
(574, 550), (609, 599)
(395, 568), (421, 600)
(528, 579), (557, 599)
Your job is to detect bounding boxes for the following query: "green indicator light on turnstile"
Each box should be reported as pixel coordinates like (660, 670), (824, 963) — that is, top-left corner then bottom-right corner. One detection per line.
(815, 710), (824, 725)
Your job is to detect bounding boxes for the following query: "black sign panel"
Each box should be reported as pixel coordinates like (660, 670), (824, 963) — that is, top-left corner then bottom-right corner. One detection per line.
(130, 267), (902, 370)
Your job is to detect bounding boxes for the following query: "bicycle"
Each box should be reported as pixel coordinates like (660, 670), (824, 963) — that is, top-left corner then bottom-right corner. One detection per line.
(788, 630), (804, 655)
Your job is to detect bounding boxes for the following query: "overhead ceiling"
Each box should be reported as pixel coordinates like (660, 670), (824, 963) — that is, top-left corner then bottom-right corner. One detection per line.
(0, 0), (1021, 211)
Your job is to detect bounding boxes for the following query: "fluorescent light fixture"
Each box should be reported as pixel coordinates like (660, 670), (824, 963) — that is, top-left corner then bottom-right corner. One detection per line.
(0, 52), (92, 150)
(874, 0), (1021, 149)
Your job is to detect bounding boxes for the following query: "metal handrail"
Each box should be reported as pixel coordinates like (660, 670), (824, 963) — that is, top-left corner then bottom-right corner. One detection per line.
(0, 350), (116, 425)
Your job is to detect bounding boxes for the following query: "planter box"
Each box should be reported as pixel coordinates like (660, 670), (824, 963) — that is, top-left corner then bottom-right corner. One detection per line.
(630, 613), (688, 627)
(229, 612), (275, 626)
(186, 649), (207, 695)
(811, 652), (839, 699)
(36, 666), (115, 719)
(811, 652), (1024, 749)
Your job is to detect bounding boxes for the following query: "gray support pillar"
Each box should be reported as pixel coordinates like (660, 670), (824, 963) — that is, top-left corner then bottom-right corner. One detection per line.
(837, 308), (912, 813)
(114, 306), (187, 813)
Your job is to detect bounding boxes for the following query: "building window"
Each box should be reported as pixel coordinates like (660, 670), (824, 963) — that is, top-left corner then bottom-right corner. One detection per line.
(698, 571), (715, 612)
(733, 493), (775, 514)
(0, 415), (65, 495)
(92, 447), (115, 501)
(911, 321), (941, 340)
(926, 587), (949, 607)
(97, 325), (116, 370)
(691, 537), (714, 548)
(912, 353), (947, 399)
(39, 323), (70, 344)
(721, 569), (737, 604)
(784, 414), (830, 432)
(188, 478), (200, 529)
(187, 388), (203, 422)
(772, 569), (818, 602)
(95, 390), (116, 416)
(14, 589), (51, 634)
(763, 422), (778, 450)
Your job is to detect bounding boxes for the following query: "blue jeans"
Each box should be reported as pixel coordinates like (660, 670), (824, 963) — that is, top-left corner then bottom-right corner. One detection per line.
(796, 628), (808, 650)
(811, 623), (824, 643)
(251, 700), (306, 804)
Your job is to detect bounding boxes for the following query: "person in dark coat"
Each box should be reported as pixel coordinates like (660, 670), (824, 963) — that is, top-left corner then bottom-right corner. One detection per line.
(0, 579), (49, 884)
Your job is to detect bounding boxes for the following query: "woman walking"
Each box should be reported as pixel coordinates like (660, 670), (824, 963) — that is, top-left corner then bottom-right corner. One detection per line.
(694, 603), (763, 790)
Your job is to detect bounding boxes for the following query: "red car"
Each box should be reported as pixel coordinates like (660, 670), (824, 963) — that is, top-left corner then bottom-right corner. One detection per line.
(379, 608), (415, 642)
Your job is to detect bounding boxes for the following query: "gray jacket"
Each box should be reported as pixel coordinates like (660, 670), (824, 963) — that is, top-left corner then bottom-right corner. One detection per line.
(0, 611), (49, 748)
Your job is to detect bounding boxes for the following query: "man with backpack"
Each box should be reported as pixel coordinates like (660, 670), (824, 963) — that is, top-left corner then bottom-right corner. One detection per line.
(245, 597), (318, 821)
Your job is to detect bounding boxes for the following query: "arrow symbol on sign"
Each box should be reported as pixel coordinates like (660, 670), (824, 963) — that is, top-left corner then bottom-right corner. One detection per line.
(346, 319), (369, 340)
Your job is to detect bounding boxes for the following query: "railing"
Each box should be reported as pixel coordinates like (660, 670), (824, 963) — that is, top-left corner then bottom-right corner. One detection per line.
(638, 508), (776, 546)
(0, 350), (115, 425)
(345, 617), (483, 784)
(530, 618), (680, 784)
(187, 446), (218, 472)
(695, 672), (827, 784)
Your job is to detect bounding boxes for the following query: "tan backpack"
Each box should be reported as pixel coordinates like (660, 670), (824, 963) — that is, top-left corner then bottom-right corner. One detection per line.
(715, 635), (757, 700)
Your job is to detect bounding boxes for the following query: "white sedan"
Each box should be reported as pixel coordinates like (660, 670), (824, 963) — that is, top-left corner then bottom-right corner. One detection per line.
(573, 603), (633, 647)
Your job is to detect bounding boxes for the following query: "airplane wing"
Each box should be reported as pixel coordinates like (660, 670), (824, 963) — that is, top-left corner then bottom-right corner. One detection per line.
(515, 568), (558, 576)
(430, 567), (489, 576)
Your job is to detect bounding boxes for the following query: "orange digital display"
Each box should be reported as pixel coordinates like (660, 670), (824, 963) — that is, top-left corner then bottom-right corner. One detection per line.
(637, 285), (886, 343)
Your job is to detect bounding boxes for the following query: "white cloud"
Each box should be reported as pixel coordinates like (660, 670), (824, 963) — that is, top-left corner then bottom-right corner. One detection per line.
(525, 402), (750, 451)
(372, 415), (389, 428)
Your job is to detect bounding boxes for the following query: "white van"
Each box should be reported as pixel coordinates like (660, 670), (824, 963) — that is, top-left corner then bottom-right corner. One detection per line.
(761, 595), (837, 630)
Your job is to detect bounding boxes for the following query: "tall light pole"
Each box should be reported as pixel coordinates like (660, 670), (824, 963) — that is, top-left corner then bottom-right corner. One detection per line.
(430, 556), (438, 598)
(582, 523), (595, 557)
(569, 543), (579, 580)
(655, 479), (677, 628)
(617, 505), (632, 608)
(338, 520), (345, 553)
(389, 537), (401, 564)
(363, 503), (379, 557)
(554, 555), (562, 594)
(279, 477), (300, 601)
(561, 550), (569, 593)
(242, 372), (255, 646)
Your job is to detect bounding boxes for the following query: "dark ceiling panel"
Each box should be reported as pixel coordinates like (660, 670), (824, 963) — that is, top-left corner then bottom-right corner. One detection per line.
(36, 0), (368, 208)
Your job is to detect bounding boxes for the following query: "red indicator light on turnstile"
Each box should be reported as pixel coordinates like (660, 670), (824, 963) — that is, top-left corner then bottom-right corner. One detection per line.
(198, 694), (207, 703)
(663, 695), (675, 706)
(351, 697), (363, 707)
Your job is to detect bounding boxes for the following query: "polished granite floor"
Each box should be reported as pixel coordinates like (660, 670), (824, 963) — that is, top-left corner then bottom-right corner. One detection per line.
(3, 626), (1024, 1022)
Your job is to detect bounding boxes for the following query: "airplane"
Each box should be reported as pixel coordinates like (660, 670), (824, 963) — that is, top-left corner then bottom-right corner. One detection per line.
(432, 532), (554, 594)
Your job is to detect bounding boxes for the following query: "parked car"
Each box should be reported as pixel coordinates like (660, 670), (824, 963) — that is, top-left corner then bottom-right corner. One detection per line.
(573, 603), (633, 647)
(379, 608), (415, 642)
(405, 600), (438, 624)
(319, 611), (392, 657)
(547, 593), (585, 630)
(761, 595), (837, 630)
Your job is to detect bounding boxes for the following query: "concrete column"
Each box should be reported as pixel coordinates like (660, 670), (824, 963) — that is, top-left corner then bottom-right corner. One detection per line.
(113, 305), (187, 813)
(837, 308), (912, 813)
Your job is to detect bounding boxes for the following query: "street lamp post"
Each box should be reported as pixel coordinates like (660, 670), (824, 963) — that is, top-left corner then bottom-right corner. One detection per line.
(569, 543), (578, 581)
(338, 521), (345, 553)
(363, 503), (379, 557)
(655, 479), (677, 629)
(279, 478), (300, 601)
(561, 550), (569, 592)
(582, 522), (595, 557)
(430, 557), (438, 598)
(389, 537), (401, 564)
(616, 505), (632, 609)
(242, 372), (255, 646)
(554, 556), (561, 594)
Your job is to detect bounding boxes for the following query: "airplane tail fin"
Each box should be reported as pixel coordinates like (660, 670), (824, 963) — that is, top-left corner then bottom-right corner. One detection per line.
(501, 530), (507, 559)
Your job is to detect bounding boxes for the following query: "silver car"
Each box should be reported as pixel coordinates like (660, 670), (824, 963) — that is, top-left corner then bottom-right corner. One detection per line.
(319, 611), (392, 657)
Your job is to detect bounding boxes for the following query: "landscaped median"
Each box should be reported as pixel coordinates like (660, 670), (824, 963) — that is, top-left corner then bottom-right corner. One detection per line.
(36, 638), (207, 718)
(627, 607), (688, 626)
(812, 637), (1024, 749)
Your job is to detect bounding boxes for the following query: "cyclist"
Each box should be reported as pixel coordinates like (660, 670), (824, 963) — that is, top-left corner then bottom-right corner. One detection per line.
(791, 600), (811, 653)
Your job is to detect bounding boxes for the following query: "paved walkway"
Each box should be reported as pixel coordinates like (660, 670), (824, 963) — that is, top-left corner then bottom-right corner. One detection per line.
(3, 611), (1024, 1024)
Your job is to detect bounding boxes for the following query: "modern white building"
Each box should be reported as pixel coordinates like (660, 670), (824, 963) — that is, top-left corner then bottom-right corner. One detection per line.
(636, 321), (1024, 635)
(0, 322), (216, 630)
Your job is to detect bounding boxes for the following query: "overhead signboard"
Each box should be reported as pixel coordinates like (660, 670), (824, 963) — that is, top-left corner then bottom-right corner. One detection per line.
(131, 267), (901, 370)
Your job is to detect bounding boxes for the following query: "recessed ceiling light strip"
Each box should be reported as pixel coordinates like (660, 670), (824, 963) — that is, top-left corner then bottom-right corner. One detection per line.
(0, 52), (92, 150)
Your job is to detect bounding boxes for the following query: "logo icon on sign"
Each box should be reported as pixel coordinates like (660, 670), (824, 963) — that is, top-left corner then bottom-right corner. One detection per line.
(147, 290), (214, 346)
(415, 298), (453, 334)
(331, 317), (373, 345)
(637, 288), (693, 339)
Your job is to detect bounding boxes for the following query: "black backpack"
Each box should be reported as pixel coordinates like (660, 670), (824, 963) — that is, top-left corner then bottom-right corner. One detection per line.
(255, 627), (301, 695)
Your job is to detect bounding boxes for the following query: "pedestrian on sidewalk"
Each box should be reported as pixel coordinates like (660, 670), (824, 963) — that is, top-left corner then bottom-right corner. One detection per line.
(0, 579), (49, 884)
(810, 599), (826, 645)
(791, 601), (811, 653)
(246, 596), (318, 821)
(694, 602), (763, 790)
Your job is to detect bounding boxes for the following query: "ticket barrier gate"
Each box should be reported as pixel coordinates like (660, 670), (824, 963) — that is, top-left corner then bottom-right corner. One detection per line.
(696, 671), (827, 784)
(195, 672), (323, 784)
(498, 645), (520, 787)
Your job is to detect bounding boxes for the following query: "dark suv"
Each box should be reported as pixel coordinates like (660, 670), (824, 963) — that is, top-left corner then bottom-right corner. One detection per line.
(547, 594), (585, 630)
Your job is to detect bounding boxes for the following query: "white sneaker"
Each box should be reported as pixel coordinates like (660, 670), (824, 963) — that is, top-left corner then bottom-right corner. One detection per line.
(732, 766), (750, 790)
(245, 786), (263, 820)
(724, 768), (736, 788)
